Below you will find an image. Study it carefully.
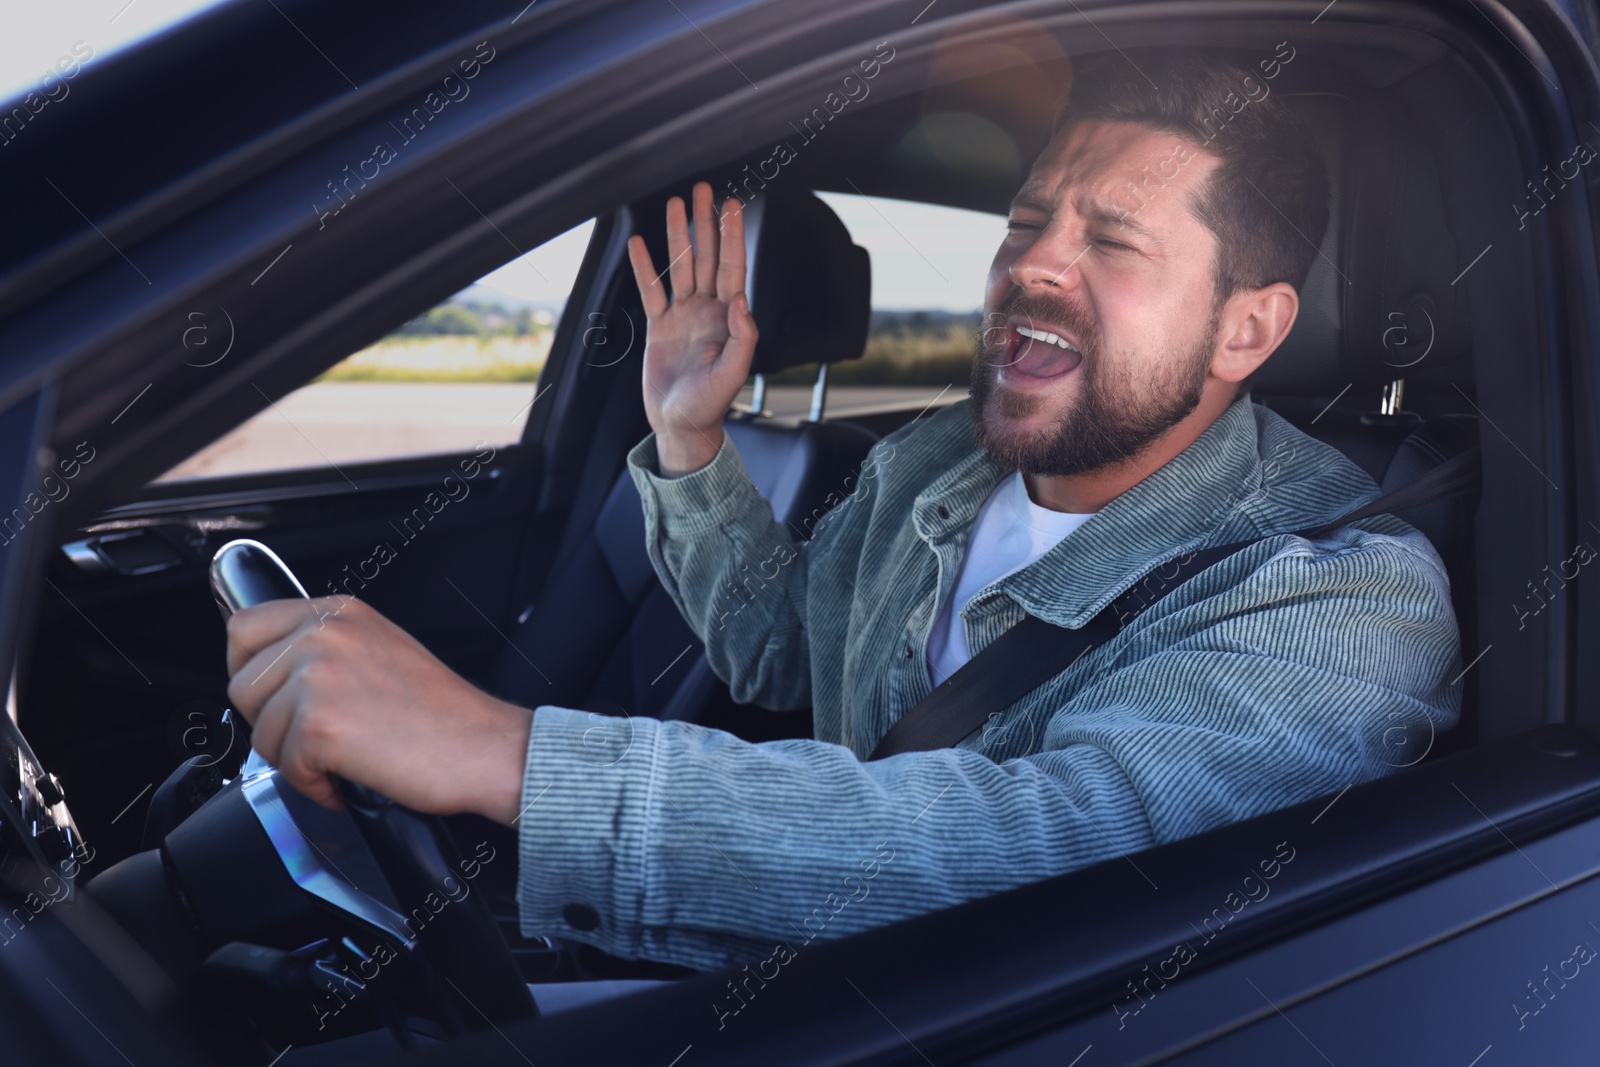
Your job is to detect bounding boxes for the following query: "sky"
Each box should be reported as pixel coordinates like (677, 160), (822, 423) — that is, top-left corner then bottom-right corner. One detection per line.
(3, 2), (1006, 314)
(817, 191), (1005, 312)
(467, 219), (600, 310)
(1, 0), (228, 104)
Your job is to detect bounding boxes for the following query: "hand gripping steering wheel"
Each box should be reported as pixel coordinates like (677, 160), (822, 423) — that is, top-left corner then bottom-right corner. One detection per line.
(210, 538), (537, 1036)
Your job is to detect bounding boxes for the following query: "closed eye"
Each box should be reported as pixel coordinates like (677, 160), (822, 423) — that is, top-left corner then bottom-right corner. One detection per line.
(1094, 236), (1134, 252)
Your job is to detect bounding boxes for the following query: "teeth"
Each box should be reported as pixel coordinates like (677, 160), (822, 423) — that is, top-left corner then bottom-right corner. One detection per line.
(1017, 325), (1080, 353)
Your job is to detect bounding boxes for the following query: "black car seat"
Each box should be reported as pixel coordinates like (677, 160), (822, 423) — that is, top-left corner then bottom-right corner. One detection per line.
(1244, 90), (1482, 758)
(481, 188), (880, 731)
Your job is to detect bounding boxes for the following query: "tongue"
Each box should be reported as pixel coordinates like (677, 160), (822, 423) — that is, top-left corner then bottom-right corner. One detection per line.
(1013, 339), (1083, 378)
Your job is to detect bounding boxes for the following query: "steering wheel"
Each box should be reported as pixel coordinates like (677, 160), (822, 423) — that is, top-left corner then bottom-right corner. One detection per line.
(210, 538), (538, 1036)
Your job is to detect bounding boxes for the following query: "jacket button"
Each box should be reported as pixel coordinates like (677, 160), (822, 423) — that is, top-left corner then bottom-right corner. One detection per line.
(563, 903), (600, 931)
(937, 505), (950, 519)
(904, 646), (914, 660)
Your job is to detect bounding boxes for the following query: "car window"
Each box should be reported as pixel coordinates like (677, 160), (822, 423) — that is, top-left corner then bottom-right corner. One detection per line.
(0, 1), (229, 105)
(153, 218), (597, 482)
(739, 192), (1006, 419)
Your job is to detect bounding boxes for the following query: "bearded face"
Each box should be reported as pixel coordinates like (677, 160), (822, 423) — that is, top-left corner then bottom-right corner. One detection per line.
(968, 283), (1220, 477)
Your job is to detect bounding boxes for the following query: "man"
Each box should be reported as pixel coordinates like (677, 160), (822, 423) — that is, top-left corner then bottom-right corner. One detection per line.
(226, 54), (1463, 977)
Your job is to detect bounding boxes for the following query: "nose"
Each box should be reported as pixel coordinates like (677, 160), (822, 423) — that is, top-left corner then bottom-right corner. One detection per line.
(1007, 230), (1085, 292)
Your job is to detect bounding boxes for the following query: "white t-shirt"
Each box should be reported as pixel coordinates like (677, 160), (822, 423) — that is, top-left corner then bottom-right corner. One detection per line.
(925, 471), (1097, 687)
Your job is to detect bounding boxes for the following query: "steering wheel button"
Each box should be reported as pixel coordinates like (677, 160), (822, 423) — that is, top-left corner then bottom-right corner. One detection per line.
(563, 903), (600, 931)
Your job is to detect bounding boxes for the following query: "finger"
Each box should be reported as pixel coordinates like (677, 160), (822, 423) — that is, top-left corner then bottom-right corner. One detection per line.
(227, 595), (378, 724)
(664, 195), (695, 299)
(275, 701), (344, 811)
(228, 633), (297, 726)
(225, 597), (322, 677)
(692, 181), (717, 295)
(627, 235), (668, 319)
(716, 196), (748, 304)
(227, 623), (314, 725)
(725, 291), (759, 370)
(244, 669), (299, 768)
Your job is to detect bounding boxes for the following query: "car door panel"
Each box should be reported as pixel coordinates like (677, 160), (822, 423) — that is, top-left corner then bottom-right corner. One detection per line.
(24, 441), (543, 866)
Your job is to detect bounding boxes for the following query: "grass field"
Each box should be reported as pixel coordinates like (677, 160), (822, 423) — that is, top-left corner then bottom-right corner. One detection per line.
(766, 321), (977, 387)
(313, 334), (553, 383)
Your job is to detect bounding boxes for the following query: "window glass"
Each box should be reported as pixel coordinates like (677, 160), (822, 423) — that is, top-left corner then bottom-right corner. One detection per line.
(740, 192), (1006, 419)
(0, 1), (229, 106)
(154, 218), (596, 482)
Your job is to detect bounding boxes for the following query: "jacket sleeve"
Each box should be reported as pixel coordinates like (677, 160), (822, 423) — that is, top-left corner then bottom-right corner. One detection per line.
(514, 527), (1463, 974)
(624, 430), (817, 711)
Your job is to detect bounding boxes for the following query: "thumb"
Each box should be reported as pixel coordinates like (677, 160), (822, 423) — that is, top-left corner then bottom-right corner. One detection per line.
(725, 291), (759, 366)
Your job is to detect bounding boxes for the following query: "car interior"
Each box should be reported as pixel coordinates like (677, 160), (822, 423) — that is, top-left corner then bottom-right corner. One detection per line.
(0, 5), (1581, 1061)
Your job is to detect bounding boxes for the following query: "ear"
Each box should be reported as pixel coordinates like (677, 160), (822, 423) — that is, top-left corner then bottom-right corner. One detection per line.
(1210, 282), (1299, 384)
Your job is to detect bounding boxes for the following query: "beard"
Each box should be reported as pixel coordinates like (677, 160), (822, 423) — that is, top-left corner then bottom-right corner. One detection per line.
(968, 287), (1220, 478)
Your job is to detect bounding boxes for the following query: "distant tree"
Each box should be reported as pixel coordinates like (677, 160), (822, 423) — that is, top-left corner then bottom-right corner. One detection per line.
(395, 303), (486, 336)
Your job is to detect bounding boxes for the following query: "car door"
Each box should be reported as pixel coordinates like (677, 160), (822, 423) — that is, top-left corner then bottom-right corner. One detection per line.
(23, 217), (612, 864)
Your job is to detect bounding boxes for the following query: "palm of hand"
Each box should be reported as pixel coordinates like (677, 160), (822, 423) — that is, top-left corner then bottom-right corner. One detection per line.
(628, 180), (758, 442)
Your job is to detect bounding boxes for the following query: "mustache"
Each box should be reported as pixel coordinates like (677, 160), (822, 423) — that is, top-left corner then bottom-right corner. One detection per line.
(978, 287), (1100, 365)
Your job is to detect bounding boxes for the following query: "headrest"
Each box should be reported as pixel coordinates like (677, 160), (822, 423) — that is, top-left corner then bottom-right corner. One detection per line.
(743, 189), (872, 375)
(1247, 91), (1468, 397)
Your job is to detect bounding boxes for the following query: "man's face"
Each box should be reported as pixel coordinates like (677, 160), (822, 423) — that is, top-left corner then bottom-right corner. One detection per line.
(971, 119), (1230, 477)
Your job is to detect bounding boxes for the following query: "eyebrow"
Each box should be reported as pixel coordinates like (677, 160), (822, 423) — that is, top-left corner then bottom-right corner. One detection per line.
(1078, 196), (1158, 242)
(1008, 183), (1054, 215)
(1007, 185), (1160, 243)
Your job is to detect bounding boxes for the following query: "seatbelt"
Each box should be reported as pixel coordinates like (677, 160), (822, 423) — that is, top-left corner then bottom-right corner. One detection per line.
(866, 444), (1481, 761)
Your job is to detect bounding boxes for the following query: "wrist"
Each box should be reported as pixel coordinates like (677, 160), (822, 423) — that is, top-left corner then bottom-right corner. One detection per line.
(478, 697), (535, 827)
(655, 425), (724, 478)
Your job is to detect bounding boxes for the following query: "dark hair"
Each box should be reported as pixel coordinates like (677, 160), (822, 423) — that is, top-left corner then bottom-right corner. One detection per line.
(1049, 50), (1330, 303)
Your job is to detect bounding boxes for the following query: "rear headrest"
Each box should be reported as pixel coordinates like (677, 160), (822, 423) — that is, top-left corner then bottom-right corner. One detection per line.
(1247, 91), (1467, 398)
(743, 189), (872, 375)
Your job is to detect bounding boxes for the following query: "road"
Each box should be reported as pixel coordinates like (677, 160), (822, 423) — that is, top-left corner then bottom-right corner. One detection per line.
(155, 382), (965, 482)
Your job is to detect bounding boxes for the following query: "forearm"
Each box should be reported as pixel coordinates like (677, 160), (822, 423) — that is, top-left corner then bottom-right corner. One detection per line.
(627, 430), (812, 710)
(513, 704), (1153, 972)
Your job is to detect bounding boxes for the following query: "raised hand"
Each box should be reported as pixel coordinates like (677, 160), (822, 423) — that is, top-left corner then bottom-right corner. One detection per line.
(627, 180), (758, 476)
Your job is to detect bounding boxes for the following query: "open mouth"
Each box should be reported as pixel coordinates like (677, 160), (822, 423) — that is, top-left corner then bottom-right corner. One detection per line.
(1000, 319), (1085, 381)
